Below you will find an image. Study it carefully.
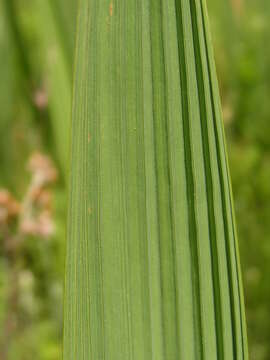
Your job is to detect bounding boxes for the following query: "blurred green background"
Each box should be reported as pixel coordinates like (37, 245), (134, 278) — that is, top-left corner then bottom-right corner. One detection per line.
(0, 0), (269, 359)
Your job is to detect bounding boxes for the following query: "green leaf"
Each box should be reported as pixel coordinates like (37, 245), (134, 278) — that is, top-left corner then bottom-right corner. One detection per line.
(35, 0), (77, 173)
(0, 0), (16, 131)
(64, 0), (248, 359)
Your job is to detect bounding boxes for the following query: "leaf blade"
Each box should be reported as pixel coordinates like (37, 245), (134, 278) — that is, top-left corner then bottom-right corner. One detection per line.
(64, 1), (248, 359)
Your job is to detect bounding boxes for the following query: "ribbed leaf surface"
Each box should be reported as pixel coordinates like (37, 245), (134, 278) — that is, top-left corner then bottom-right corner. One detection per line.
(64, 0), (248, 359)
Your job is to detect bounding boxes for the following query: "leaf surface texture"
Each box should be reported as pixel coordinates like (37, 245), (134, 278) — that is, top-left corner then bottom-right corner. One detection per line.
(64, 1), (248, 359)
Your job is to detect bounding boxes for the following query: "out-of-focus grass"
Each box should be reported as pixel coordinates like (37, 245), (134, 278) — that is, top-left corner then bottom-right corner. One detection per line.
(0, 0), (269, 359)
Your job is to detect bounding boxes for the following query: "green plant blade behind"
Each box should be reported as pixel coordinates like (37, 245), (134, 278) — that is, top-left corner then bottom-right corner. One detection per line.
(35, 0), (77, 174)
(64, 1), (248, 359)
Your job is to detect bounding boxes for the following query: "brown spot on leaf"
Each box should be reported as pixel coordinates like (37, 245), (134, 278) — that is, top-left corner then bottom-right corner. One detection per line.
(88, 133), (91, 143)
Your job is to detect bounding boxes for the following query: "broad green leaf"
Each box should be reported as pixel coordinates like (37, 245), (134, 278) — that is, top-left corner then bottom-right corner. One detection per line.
(64, 1), (248, 359)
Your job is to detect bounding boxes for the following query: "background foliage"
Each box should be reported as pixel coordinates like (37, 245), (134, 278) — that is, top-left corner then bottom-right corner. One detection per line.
(0, 0), (269, 359)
